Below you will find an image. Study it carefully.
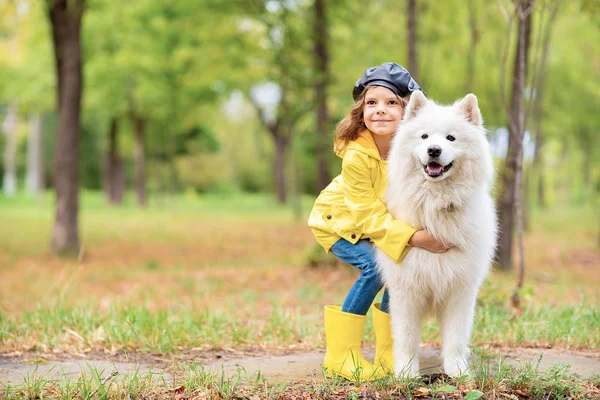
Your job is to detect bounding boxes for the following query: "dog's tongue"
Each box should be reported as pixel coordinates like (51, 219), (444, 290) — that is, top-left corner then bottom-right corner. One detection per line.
(427, 162), (443, 175)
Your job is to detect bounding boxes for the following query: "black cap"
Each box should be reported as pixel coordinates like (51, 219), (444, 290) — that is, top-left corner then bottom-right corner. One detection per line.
(352, 62), (424, 101)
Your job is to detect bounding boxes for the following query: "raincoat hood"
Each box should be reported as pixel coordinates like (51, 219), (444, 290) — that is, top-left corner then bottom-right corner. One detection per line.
(335, 130), (381, 160)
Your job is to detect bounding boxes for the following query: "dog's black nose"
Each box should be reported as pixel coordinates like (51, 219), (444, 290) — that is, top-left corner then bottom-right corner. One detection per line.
(427, 145), (442, 158)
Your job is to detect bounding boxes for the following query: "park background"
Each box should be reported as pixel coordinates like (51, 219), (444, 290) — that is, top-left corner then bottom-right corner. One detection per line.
(0, 0), (599, 398)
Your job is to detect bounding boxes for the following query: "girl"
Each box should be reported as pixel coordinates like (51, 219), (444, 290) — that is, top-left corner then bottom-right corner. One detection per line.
(308, 62), (451, 381)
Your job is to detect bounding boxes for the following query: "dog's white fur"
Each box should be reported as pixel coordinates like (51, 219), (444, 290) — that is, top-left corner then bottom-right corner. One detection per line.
(376, 91), (497, 377)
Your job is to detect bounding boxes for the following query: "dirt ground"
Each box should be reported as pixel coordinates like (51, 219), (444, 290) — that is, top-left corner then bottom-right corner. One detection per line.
(1, 347), (599, 386)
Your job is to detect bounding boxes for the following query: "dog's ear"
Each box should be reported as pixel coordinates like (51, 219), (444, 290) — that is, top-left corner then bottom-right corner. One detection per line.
(458, 94), (482, 127)
(404, 90), (428, 120)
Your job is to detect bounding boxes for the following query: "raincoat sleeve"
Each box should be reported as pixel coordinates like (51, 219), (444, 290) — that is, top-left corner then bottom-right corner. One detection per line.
(341, 150), (417, 263)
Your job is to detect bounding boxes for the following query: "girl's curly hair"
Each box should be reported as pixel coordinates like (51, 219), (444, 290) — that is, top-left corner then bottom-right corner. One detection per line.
(333, 89), (409, 154)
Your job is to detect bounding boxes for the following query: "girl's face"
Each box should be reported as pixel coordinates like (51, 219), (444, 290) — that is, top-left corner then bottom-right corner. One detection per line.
(362, 86), (404, 137)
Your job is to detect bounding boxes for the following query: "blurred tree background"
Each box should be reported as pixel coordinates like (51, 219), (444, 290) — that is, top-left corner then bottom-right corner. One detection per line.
(0, 0), (598, 265)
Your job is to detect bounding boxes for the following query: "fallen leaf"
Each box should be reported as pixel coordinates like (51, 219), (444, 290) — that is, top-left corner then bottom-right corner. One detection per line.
(168, 386), (185, 394)
(515, 389), (530, 397)
(413, 387), (430, 397)
(191, 390), (208, 400)
(63, 328), (85, 342)
(91, 326), (106, 343)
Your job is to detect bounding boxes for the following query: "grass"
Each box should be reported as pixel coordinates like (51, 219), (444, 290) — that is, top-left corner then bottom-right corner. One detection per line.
(0, 191), (599, 397)
(0, 299), (598, 354)
(1, 191), (598, 352)
(1, 357), (599, 399)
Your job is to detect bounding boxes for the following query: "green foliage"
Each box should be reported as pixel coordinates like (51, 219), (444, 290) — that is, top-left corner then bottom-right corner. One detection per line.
(0, 0), (597, 203)
(79, 124), (103, 190)
(464, 391), (484, 400)
(174, 125), (220, 155)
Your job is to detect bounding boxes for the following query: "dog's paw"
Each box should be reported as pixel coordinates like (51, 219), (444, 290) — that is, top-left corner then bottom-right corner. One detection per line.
(443, 357), (469, 378)
(394, 357), (420, 379)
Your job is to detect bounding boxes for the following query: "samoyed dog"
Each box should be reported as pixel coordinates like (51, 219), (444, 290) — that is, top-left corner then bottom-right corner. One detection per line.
(376, 91), (497, 378)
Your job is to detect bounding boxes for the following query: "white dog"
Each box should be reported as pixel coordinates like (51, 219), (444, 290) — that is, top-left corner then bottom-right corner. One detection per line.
(376, 91), (497, 378)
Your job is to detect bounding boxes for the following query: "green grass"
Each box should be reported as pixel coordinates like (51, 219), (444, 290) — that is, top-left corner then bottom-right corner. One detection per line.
(1, 357), (598, 399)
(0, 190), (313, 221)
(0, 298), (598, 353)
(0, 191), (599, 398)
(0, 304), (322, 352)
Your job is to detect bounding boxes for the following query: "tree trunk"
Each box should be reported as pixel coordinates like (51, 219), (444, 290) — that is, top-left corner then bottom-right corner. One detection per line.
(313, 0), (331, 192)
(104, 117), (125, 205)
(26, 113), (45, 196)
(464, 0), (479, 93)
(289, 136), (303, 222)
(496, 0), (533, 271)
(532, 120), (545, 208)
(531, 1), (559, 209)
(597, 213), (600, 249)
(523, 166), (531, 232)
(248, 95), (294, 205)
(274, 135), (289, 204)
(407, 0), (418, 80)
(2, 103), (18, 197)
(134, 116), (146, 207)
(581, 138), (592, 189)
(49, 0), (85, 256)
(537, 166), (546, 208)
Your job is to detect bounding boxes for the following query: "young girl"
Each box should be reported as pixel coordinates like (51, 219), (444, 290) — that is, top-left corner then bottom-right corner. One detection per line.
(308, 62), (451, 381)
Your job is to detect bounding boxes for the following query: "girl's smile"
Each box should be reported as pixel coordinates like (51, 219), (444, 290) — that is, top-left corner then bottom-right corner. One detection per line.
(363, 86), (404, 137)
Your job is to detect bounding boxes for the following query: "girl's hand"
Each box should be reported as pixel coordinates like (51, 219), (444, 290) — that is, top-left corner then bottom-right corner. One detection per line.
(409, 229), (453, 253)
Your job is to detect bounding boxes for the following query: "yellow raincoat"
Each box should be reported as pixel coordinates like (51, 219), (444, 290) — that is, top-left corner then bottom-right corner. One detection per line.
(308, 130), (416, 263)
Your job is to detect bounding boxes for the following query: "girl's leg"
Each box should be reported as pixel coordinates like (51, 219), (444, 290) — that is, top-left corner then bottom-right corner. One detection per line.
(330, 238), (385, 316)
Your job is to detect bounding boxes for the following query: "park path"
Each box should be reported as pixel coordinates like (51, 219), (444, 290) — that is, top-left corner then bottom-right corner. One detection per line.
(1, 349), (599, 386)
(207, 349), (600, 383)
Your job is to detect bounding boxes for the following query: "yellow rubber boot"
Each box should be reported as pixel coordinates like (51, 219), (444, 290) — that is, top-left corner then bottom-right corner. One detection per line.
(323, 305), (382, 382)
(373, 303), (394, 374)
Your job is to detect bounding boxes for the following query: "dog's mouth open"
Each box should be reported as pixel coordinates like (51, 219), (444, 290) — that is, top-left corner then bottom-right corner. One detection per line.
(423, 161), (453, 178)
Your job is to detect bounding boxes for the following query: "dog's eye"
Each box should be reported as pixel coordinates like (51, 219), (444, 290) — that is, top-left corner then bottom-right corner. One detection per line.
(446, 135), (456, 142)
(421, 134), (429, 139)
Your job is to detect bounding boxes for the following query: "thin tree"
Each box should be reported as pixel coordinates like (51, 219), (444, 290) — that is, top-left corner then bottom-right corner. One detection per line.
(313, 0), (331, 192)
(2, 7), (19, 197)
(26, 114), (45, 196)
(2, 103), (18, 197)
(498, 0), (535, 309)
(250, 87), (308, 204)
(407, 0), (419, 80)
(496, 0), (534, 272)
(528, 1), (560, 214)
(133, 115), (146, 208)
(126, 83), (147, 208)
(249, 2), (312, 204)
(464, 0), (479, 93)
(47, 0), (85, 255)
(103, 117), (125, 205)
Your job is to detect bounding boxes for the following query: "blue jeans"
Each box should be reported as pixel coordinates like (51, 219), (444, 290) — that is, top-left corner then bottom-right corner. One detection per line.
(330, 238), (390, 316)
